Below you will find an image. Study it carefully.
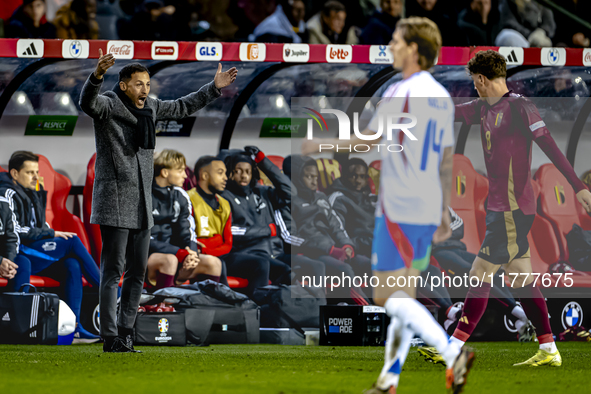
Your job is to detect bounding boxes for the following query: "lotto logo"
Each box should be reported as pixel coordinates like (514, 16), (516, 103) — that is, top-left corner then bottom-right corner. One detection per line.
(326, 45), (352, 63)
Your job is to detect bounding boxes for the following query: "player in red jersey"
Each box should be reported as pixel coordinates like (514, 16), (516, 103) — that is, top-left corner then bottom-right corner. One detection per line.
(421, 50), (591, 367)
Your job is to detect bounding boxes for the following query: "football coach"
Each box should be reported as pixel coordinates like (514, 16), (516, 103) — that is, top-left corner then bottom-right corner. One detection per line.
(80, 49), (237, 352)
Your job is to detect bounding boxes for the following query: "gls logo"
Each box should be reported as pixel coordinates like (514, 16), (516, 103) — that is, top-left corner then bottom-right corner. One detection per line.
(305, 108), (417, 152)
(196, 42), (222, 61)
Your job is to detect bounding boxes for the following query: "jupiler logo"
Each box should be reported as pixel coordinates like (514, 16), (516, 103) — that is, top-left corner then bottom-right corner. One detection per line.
(304, 108), (417, 153)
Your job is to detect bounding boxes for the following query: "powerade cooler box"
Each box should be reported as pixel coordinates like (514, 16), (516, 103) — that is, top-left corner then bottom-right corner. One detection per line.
(320, 305), (388, 346)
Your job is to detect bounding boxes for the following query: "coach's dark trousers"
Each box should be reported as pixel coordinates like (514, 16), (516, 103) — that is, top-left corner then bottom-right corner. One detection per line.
(99, 225), (150, 338)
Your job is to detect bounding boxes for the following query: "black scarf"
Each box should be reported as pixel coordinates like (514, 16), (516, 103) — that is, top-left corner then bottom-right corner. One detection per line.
(114, 84), (155, 149)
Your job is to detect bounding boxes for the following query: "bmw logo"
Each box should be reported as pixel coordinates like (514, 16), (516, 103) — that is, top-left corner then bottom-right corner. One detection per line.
(548, 49), (559, 65)
(70, 40), (82, 58)
(92, 303), (100, 332)
(561, 301), (583, 330)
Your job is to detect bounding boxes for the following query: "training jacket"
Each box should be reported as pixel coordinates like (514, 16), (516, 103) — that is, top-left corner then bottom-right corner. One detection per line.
(221, 153), (295, 258)
(0, 172), (54, 245)
(327, 178), (377, 257)
(0, 193), (19, 263)
(150, 182), (198, 257)
(283, 155), (354, 258)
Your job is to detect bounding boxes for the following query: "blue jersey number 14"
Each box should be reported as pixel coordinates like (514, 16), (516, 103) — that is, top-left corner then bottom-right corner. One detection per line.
(420, 119), (443, 171)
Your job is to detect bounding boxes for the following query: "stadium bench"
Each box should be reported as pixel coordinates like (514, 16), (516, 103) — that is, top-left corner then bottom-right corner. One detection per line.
(82, 154), (249, 290)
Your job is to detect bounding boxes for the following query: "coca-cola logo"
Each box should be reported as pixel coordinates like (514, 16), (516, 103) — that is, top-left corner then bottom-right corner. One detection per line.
(329, 48), (349, 60)
(110, 45), (131, 56)
(155, 46), (174, 55)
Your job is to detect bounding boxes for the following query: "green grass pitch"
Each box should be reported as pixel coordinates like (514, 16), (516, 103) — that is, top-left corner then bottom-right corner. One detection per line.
(0, 342), (588, 393)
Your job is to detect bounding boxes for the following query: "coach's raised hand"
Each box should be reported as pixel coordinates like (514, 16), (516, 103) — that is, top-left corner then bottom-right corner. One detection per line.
(94, 48), (115, 80)
(214, 63), (238, 89)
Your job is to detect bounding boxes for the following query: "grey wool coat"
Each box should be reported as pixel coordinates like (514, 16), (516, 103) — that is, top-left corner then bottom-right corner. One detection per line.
(79, 73), (221, 229)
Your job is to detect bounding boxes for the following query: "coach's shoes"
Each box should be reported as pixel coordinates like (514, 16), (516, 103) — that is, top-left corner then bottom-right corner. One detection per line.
(446, 347), (475, 394)
(417, 347), (446, 366)
(513, 349), (562, 367)
(363, 383), (396, 394)
(103, 337), (135, 353)
(124, 334), (142, 353)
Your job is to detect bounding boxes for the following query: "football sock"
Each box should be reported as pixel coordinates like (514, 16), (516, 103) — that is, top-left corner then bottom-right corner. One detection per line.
(377, 317), (403, 389)
(449, 336), (465, 348)
(385, 291), (460, 368)
(511, 304), (528, 332)
(453, 282), (491, 342)
(540, 342), (558, 353)
(513, 282), (554, 348)
(155, 272), (175, 289)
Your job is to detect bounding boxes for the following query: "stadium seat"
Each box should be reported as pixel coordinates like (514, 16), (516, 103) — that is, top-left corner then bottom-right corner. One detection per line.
(37, 154), (91, 252)
(258, 155), (285, 187)
(450, 155), (488, 255)
(534, 164), (591, 260)
(267, 155), (284, 170)
(368, 160), (381, 195)
(527, 179), (562, 276)
(316, 158), (341, 192)
(183, 166), (197, 192)
(83, 154), (102, 264)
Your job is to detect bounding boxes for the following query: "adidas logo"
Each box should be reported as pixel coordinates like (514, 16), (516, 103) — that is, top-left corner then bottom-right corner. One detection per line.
(2, 312), (10, 321)
(22, 43), (38, 56)
(506, 50), (518, 63)
(480, 246), (490, 256)
(152, 209), (160, 216)
(17, 39), (44, 58)
(459, 316), (469, 324)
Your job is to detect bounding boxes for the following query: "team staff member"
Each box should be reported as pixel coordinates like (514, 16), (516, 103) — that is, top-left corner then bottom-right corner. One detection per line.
(0, 151), (101, 341)
(147, 149), (222, 290)
(80, 49), (237, 353)
(188, 156), (268, 296)
(0, 193), (19, 284)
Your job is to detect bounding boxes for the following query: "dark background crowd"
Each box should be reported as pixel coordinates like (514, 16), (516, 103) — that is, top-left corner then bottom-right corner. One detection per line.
(0, 0), (589, 48)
